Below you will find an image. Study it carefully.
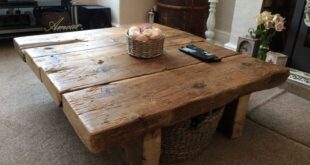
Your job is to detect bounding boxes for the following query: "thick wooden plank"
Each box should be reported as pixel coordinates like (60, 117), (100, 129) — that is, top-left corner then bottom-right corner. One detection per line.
(23, 27), (206, 80)
(24, 26), (190, 59)
(142, 129), (161, 165)
(14, 24), (184, 60)
(14, 28), (120, 60)
(25, 38), (124, 79)
(40, 43), (200, 106)
(43, 41), (236, 106)
(231, 94), (250, 138)
(62, 55), (289, 153)
(218, 94), (250, 138)
(25, 31), (235, 105)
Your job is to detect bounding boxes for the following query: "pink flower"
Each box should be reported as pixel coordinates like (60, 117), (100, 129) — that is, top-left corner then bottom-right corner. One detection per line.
(273, 14), (285, 23)
(275, 22), (285, 32)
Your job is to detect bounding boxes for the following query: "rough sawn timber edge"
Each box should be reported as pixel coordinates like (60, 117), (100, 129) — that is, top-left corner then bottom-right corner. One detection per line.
(62, 56), (290, 154)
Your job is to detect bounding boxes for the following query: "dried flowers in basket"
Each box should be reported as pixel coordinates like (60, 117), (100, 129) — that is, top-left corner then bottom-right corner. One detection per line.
(126, 24), (165, 59)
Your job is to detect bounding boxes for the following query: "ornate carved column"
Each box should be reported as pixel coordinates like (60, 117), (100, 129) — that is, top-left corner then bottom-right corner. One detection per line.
(205, 0), (219, 42)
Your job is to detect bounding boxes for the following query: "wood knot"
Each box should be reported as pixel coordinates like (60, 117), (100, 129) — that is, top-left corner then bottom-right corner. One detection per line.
(193, 82), (207, 89)
(97, 60), (104, 64)
(241, 62), (252, 67)
(96, 67), (110, 73)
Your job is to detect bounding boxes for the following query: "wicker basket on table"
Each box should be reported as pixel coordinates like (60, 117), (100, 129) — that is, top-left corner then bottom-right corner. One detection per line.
(126, 32), (165, 58)
(160, 107), (224, 163)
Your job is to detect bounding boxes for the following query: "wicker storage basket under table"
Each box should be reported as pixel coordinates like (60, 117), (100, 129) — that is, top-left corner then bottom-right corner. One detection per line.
(160, 107), (224, 163)
(126, 33), (165, 58)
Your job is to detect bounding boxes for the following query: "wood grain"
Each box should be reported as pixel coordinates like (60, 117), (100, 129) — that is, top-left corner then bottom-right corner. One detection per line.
(218, 95), (250, 138)
(14, 24), (185, 60)
(218, 95), (251, 138)
(231, 95), (250, 138)
(14, 24), (289, 156)
(22, 28), (236, 106)
(63, 55), (289, 153)
(23, 29), (205, 80)
(143, 129), (161, 165)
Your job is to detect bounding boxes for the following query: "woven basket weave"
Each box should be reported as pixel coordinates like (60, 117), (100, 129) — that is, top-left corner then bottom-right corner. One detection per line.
(126, 33), (165, 58)
(160, 107), (224, 163)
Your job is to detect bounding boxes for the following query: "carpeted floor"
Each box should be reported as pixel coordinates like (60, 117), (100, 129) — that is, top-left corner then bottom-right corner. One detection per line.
(248, 90), (310, 147)
(0, 40), (309, 165)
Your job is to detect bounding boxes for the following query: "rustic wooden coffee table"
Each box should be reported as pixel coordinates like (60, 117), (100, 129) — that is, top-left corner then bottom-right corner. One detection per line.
(14, 24), (289, 165)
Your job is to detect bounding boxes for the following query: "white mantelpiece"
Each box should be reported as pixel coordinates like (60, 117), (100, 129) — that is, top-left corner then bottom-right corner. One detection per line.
(224, 0), (263, 50)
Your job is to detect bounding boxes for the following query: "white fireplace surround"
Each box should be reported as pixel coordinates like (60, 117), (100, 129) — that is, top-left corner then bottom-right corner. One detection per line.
(224, 0), (263, 50)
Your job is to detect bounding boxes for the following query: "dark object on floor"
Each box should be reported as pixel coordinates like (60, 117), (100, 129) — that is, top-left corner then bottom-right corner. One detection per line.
(0, 15), (30, 27)
(156, 0), (209, 37)
(160, 108), (224, 163)
(78, 5), (112, 30)
(0, 0), (40, 38)
(0, 0), (37, 8)
(34, 6), (72, 32)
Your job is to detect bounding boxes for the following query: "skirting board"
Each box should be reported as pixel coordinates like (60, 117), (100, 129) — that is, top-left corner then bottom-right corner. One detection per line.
(214, 29), (231, 45)
(224, 42), (237, 51)
(112, 22), (120, 27)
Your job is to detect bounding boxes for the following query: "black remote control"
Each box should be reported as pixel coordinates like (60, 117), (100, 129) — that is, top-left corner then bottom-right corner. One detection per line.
(179, 45), (221, 63)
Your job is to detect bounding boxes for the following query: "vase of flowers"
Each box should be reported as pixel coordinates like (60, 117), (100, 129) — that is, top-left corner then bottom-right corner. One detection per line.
(255, 11), (285, 60)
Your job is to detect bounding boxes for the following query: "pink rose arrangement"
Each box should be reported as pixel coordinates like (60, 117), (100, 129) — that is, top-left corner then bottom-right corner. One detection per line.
(255, 11), (286, 60)
(128, 24), (163, 42)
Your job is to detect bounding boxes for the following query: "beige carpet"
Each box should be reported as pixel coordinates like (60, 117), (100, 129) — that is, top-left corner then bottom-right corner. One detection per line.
(248, 90), (310, 147)
(0, 40), (310, 165)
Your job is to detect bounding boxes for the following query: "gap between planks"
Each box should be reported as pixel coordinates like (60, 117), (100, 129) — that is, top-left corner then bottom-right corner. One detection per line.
(57, 53), (241, 106)
(23, 35), (205, 81)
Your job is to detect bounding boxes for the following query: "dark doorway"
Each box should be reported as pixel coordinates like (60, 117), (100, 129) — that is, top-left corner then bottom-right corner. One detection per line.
(262, 0), (310, 73)
(291, 19), (310, 72)
(261, 0), (297, 53)
(285, 0), (310, 73)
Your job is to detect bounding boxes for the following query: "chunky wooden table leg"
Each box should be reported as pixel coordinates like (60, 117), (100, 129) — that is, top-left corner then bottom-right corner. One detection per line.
(143, 129), (161, 165)
(218, 94), (251, 138)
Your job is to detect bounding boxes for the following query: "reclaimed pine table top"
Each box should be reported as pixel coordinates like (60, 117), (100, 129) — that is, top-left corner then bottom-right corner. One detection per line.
(14, 24), (289, 164)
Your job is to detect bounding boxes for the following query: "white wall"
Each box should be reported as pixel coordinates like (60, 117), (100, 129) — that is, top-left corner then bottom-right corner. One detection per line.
(214, 0), (236, 44)
(96, 0), (120, 26)
(120, 0), (156, 25)
(225, 0), (263, 50)
(95, 0), (156, 26)
(92, 0), (259, 48)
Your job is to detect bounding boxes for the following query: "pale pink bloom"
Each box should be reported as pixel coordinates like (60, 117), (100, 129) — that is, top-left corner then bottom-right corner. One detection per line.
(273, 14), (285, 23)
(275, 22), (285, 32)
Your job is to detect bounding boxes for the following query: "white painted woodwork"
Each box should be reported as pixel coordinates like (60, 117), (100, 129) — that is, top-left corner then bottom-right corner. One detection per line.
(305, 0), (310, 27)
(206, 0), (219, 42)
(224, 0), (263, 50)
